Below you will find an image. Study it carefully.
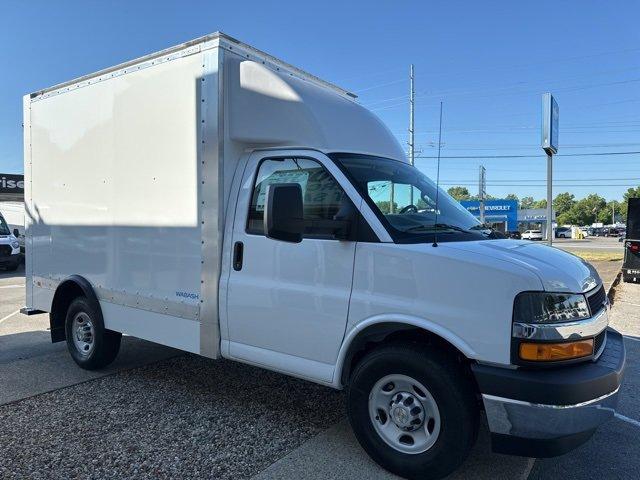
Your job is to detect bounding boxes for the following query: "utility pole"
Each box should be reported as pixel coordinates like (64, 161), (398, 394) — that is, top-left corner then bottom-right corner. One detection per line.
(612, 203), (615, 225)
(409, 64), (415, 166)
(408, 64), (415, 205)
(390, 182), (395, 213)
(479, 165), (486, 224)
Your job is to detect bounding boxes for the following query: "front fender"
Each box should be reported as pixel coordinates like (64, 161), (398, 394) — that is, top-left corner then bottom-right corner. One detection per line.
(332, 313), (478, 388)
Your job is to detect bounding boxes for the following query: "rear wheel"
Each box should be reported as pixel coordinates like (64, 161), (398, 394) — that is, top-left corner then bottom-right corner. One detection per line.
(347, 343), (479, 480)
(65, 297), (121, 370)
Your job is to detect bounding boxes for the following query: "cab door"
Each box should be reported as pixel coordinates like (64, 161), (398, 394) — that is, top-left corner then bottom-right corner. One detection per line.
(225, 150), (361, 382)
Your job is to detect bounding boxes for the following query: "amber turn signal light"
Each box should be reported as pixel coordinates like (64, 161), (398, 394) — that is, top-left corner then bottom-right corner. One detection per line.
(519, 339), (594, 362)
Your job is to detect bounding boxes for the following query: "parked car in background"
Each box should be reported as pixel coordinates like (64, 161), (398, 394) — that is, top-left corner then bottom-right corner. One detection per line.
(604, 227), (624, 237)
(506, 230), (521, 239)
(619, 229), (627, 242)
(555, 226), (571, 238)
(521, 229), (543, 240)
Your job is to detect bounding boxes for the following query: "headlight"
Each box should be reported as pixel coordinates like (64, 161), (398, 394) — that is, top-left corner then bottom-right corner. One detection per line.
(11, 241), (19, 250)
(513, 292), (590, 324)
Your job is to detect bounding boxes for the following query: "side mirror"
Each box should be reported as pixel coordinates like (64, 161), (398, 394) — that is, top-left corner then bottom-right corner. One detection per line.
(13, 229), (20, 238)
(264, 183), (304, 243)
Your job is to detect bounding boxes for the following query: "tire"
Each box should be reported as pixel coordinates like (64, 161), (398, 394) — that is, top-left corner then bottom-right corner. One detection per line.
(65, 297), (121, 370)
(347, 343), (479, 480)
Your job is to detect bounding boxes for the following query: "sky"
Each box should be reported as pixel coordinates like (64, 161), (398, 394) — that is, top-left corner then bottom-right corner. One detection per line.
(1, 0), (638, 201)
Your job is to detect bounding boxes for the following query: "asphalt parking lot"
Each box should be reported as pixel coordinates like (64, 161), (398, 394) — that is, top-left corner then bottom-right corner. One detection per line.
(1, 260), (638, 480)
(553, 235), (624, 252)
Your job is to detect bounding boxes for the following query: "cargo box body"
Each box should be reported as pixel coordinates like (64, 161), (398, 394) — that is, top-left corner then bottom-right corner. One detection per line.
(23, 32), (403, 358)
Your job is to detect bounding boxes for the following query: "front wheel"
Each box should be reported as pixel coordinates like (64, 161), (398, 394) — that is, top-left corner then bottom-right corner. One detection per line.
(347, 343), (479, 480)
(65, 297), (122, 370)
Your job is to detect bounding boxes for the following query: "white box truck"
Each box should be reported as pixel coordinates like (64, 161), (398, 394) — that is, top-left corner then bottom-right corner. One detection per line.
(22, 32), (625, 479)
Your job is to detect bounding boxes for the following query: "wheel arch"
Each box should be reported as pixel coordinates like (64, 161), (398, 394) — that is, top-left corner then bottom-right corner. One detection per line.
(334, 315), (478, 388)
(49, 275), (103, 343)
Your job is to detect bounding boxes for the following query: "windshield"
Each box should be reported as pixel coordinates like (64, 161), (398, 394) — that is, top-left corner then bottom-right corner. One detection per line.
(331, 154), (501, 243)
(0, 215), (9, 236)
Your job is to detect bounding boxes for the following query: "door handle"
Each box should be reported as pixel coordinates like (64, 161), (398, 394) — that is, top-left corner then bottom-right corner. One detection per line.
(233, 241), (244, 271)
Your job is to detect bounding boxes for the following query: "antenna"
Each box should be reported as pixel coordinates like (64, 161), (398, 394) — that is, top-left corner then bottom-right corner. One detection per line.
(432, 102), (443, 248)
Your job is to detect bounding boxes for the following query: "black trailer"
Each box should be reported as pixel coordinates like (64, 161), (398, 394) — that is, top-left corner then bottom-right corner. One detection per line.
(623, 198), (640, 283)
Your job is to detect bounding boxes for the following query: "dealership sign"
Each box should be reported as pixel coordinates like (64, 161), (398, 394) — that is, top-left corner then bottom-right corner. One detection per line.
(541, 93), (559, 154)
(460, 199), (518, 231)
(0, 174), (24, 194)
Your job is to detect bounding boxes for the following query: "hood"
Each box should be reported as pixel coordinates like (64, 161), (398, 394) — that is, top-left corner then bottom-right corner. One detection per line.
(443, 239), (600, 293)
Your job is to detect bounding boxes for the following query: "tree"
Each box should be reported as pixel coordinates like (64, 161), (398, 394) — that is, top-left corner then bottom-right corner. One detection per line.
(416, 197), (429, 210)
(375, 201), (398, 214)
(620, 186), (640, 222)
(447, 186), (470, 201)
(560, 194), (607, 226)
(505, 193), (519, 201)
(520, 196), (535, 209)
(553, 192), (575, 217)
(532, 199), (547, 209)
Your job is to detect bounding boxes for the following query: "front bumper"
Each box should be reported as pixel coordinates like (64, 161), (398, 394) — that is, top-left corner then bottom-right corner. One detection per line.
(0, 253), (20, 268)
(472, 328), (625, 457)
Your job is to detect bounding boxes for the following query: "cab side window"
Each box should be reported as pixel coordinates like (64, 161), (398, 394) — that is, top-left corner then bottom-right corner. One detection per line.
(247, 158), (351, 238)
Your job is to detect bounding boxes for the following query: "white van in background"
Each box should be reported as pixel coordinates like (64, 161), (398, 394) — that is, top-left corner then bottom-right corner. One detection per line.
(0, 211), (21, 271)
(0, 201), (25, 252)
(22, 33), (625, 480)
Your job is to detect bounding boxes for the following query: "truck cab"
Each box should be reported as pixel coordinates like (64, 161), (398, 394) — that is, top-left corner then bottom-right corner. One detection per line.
(22, 32), (625, 480)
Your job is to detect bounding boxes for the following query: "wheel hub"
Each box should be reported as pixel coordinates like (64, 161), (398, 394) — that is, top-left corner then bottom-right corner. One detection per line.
(368, 374), (441, 454)
(72, 312), (95, 356)
(389, 392), (425, 431)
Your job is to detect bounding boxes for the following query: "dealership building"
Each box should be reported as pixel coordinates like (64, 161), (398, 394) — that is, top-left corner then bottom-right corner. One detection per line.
(460, 199), (556, 233)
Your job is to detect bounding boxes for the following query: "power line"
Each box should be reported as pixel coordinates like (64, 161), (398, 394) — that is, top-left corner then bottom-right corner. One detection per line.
(417, 46), (640, 82)
(361, 65), (640, 107)
(414, 150), (640, 159)
(393, 121), (640, 136)
(355, 78), (406, 93)
(439, 177), (640, 183)
(438, 183), (640, 187)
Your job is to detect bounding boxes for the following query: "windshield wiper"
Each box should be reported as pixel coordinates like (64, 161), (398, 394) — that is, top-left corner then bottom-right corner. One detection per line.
(403, 223), (468, 234)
